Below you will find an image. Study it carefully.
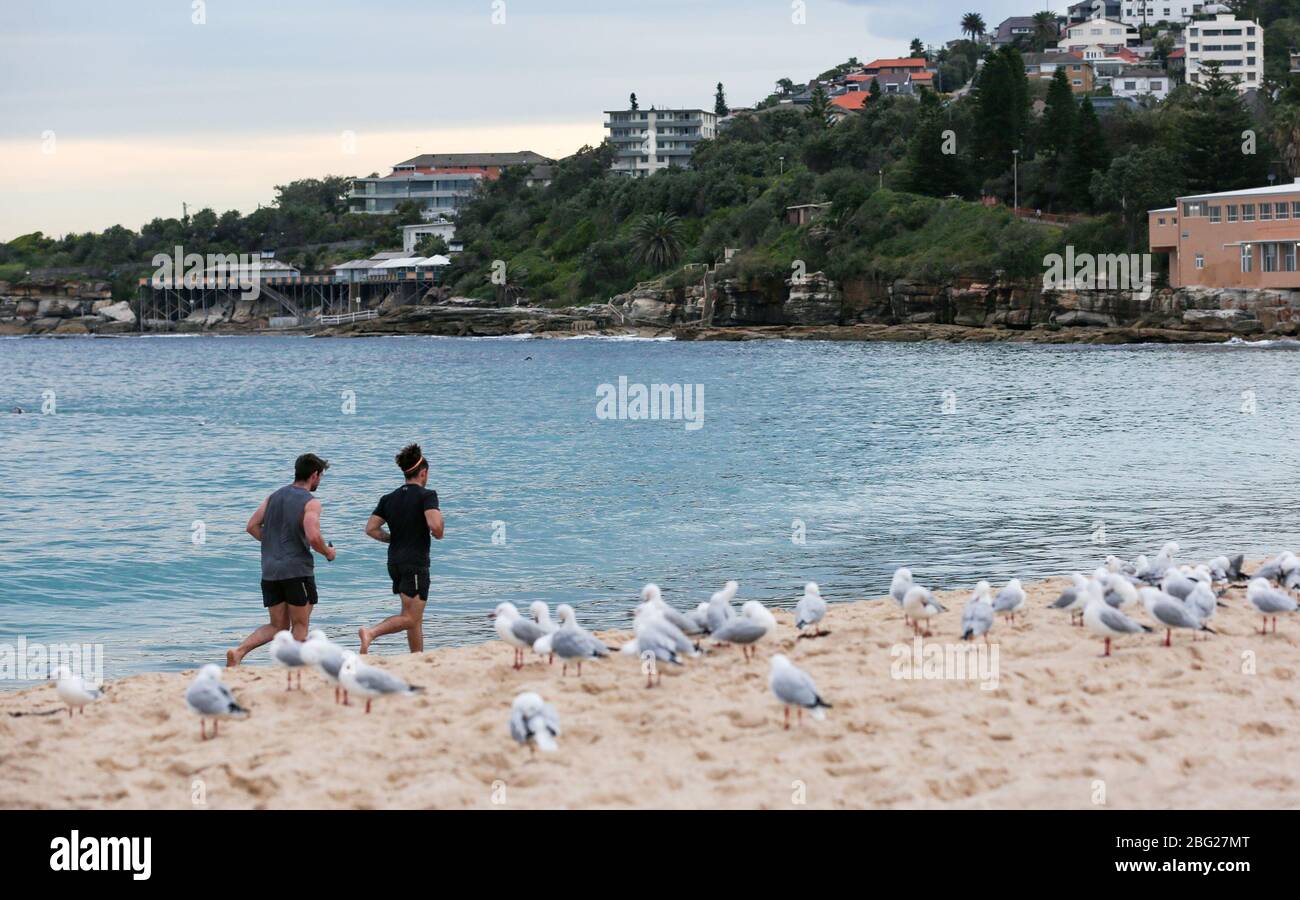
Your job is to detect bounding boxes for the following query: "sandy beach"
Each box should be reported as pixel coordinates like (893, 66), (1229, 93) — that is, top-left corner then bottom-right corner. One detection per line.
(3, 573), (1298, 810)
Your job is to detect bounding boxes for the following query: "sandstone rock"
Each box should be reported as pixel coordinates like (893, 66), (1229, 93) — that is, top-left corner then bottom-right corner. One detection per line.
(53, 319), (91, 335)
(96, 300), (136, 324)
(1055, 310), (1114, 327)
(29, 317), (61, 333)
(37, 298), (80, 318)
(16, 300), (38, 318)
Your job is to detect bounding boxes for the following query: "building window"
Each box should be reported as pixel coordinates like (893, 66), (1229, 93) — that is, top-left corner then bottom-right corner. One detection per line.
(1210, 206), (1222, 223)
(1280, 203), (1292, 221)
(1243, 204), (1256, 222)
(1242, 244), (1253, 272)
(1261, 203), (1273, 221)
(1228, 204), (1238, 223)
(1287, 244), (1297, 272)
(1264, 242), (1279, 272)
(1195, 253), (1205, 269)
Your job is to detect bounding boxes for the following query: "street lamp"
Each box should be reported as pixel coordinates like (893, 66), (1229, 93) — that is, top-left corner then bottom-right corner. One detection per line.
(779, 156), (785, 175)
(1012, 149), (1021, 212)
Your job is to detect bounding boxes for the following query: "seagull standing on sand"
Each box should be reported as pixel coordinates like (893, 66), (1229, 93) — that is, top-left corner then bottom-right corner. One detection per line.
(1207, 554), (1245, 583)
(270, 630), (309, 690)
(185, 664), (249, 740)
(902, 585), (945, 636)
(890, 567), (914, 624)
(992, 578), (1025, 624)
(52, 666), (102, 717)
(549, 604), (610, 676)
(1082, 584), (1152, 657)
(769, 655), (832, 730)
(709, 600), (776, 661)
(301, 629), (348, 704)
(530, 601), (559, 664)
(961, 581), (994, 643)
(1140, 587), (1215, 646)
(509, 692), (560, 756)
(706, 580), (739, 632)
(622, 607), (693, 687)
(1246, 578), (1300, 634)
(338, 653), (424, 714)
(642, 583), (706, 636)
(1254, 551), (1296, 583)
(1051, 573), (1089, 626)
(1138, 542), (1180, 584)
(490, 602), (550, 670)
(795, 582), (828, 637)
(1102, 573), (1139, 611)
(1183, 582), (1218, 631)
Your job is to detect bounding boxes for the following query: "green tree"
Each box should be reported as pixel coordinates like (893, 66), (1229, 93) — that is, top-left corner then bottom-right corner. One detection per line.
(414, 234), (450, 257)
(1179, 60), (1268, 194)
(631, 212), (685, 270)
(973, 46), (1031, 180)
(910, 38), (927, 59)
(1031, 11), (1058, 52)
(961, 12), (986, 41)
(1065, 97), (1110, 211)
(630, 92), (639, 111)
(807, 83), (831, 125)
(1092, 147), (1185, 247)
(904, 90), (968, 197)
(715, 82), (729, 117)
(1039, 66), (1077, 157)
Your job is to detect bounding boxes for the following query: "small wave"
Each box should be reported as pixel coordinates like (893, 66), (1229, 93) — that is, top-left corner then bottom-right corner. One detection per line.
(1221, 336), (1300, 348)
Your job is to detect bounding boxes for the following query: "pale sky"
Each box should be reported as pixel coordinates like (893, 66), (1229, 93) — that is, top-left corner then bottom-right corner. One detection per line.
(0, 0), (1025, 240)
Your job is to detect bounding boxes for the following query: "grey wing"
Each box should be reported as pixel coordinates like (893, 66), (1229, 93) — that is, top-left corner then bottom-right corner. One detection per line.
(356, 666), (409, 694)
(713, 620), (765, 644)
(652, 620), (695, 654)
(552, 628), (601, 659)
(796, 596), (825, 626)
(509, 707), (529, 745)
(637, 629), (681, 663)
(319, 646), (345, 679)
(964, 603), (993, 634)
(1051, 587), (1078, 609)
(1254, 590), (1298, 613)
(540, 703), (561, 738)
(1099, 606), (1146, 634)
(772, 668), (821, 708)
(662, 608), (700, 634)
(1151, 600), (1197, 628)
(1102, 589), (1124, 609)
(511, 619), (548, 645)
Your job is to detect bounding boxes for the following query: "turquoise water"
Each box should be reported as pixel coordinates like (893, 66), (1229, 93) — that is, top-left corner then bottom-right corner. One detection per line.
(2, 334), (1299, 687)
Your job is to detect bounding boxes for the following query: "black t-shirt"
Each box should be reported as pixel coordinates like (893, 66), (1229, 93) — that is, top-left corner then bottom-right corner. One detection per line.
(372, 484), (440, 570)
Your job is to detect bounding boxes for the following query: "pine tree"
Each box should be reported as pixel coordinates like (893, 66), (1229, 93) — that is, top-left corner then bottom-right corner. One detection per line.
(905, 90), (968, 197)
(1180, 61), (1267, 194)
(807, 83), (831, 125)
(973, 47), (1031, 179)
(715, 82), (728, 117)
(1039, 67), (1076, 158)
(1065, 97), (1110, 211)
(629, 92), (638, 111)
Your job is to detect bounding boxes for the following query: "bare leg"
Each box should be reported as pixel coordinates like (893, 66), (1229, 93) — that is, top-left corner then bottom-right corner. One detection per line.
(214, 720), (219, 737)
(200, 719), (207, 740)
(362, 593), (426, 655)
(784, 706), (790, 730)
(228, 604), (290, 667)
(366, 699), (372, 714)
(288, 602), (312, 642)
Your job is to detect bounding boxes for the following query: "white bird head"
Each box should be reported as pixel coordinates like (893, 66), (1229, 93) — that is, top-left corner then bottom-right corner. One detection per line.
(1105, 555), (1123, 572)
(512, 691), (545, 715)
(892, 567), (913, 584)
(490, 602), (519, 620)
(972, 580), (992, 598)
(529, 601), (551, 623)
(1247, 578), (1274, 598)
(640, 584), (662, 604)
(741, 599), (775, 628)
(712, 580), (739, 603)
(1005, 578), (1022, 591)
(556, 603), (576, 625)
(272, 630), (296, 647)
(51, 665), (73, 682)
(770, 653), (792, 670)
(197, 663), (223, 681)
(307, 629), (328, 643)
(340, 656), (359, 678)
(804, 582), (821, 598)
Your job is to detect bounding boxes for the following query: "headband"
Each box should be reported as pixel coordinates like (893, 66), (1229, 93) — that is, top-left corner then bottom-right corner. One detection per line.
(403, 455), (425, 476)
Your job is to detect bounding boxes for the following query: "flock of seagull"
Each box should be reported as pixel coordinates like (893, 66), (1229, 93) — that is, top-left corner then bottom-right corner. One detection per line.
(43, 544), (1300, 755)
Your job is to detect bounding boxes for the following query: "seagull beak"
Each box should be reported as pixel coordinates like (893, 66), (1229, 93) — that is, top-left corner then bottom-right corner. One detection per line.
(487, 613), (496, 619)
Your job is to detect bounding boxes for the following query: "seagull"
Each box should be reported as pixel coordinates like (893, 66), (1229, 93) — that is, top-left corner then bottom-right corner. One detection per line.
(338, 653), (423, 714)
(1246, 578), (1300, 634)
(301, 629), (348, 704)
(1184, 581), (1217, 630)
(490, 602), (550, 670)
(890, 567), (914, 624)
(1051, 573), (1089, 625)
(642, 583), (705, 635)
(709, 600), (776, 661)
(530, 601), (559, 664)
(509, 692), (560, 756)
(1160, 569), (1200, 602)
(185, 664), (249, 740)
(1207, 554), (1245, 583)
(1082, 584), (1152, 656)
(902, 585), (945, 637)
(706, 580), (738, 632)
(992, 578), (1025, 624)
(1102, 573), (1139, 611)
(961, 581), (994, 643)
(52, 666), (102, 717)
(794, 582), (828, 637)
(769, 654), (831, 730)
(1138, 542), (1180, 584)
(549, 604), (610, 676)
(621, 609), (690, 687)
(687, 602), (712, 633)
(1254, 551), (1296, 583)
(269, 630), (309, 690)
(1140, 587), (1215, 646)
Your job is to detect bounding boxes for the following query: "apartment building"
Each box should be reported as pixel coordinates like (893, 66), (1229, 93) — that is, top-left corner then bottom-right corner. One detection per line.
(1119, 1), (1204, 26)
(348, 151), (552, 218)
(1110, 66), (1171, 100)
(1149, 180), (1300, 288)
(604, 107), (717, 177)
(1059, 17), (1141, 52)
(1022, 52), (1096, 92)
(1185, 12), (1264, 92)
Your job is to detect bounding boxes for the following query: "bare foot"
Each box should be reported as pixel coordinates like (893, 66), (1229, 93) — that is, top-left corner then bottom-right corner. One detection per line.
(226, 648), (241, 667)
(358, 627), (372, 655)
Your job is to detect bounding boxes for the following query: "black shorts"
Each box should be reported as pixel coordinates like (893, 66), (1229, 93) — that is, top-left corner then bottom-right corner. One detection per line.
(261, 576), (318, 608)
(388, 564), (430, 601)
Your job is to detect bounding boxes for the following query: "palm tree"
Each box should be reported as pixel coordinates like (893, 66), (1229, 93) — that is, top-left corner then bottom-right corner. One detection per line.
(631, 212), (685, 271)
(1031, 10), (1058, 52)
(960, 12), (986, 42)
(1272, 104), (1300, 179)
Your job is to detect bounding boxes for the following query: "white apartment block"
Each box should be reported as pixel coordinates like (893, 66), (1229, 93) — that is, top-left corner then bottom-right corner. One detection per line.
(604, 108), (718, 177)
(1059, 17), (1140, 52)
(1186, 12), (1264, 92)
(1110, 67), (1172, 100)
(1119, 2), (1204, 26)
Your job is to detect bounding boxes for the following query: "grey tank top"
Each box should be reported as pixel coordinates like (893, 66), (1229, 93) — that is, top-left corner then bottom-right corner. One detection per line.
(260, 484), (314, 580)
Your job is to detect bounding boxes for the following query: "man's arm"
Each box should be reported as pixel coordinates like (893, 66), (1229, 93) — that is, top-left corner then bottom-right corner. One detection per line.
(426, 508), (444, 540)
(246, 497), (269, 542)
(302, 499), (335, 561)
(365, 514), (390, 544)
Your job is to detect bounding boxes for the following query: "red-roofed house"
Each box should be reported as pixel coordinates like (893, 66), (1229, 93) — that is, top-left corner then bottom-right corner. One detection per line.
(862, 57), (930, 76)
(830, 92), (870, 111)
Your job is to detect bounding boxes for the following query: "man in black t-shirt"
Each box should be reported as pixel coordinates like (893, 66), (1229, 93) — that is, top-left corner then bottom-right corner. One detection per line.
(361, 442), (444, 653)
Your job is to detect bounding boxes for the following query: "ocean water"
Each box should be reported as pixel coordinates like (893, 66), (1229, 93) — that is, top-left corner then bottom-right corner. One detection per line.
(2, 333), (1300, 687)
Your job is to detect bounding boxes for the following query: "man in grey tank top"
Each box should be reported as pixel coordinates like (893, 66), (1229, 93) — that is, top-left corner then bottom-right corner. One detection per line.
(227, 454), (336, 666)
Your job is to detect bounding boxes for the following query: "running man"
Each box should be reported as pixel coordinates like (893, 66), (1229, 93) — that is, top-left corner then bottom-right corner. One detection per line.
(227, 453), (335, 666)
(361, 443), (444, 653)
